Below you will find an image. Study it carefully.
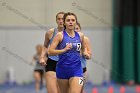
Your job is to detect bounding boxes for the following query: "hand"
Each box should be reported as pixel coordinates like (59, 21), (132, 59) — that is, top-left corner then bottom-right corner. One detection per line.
(83, 52), (91, 59)
(65, 43), (72, 51)
(40, 56), (47, 65)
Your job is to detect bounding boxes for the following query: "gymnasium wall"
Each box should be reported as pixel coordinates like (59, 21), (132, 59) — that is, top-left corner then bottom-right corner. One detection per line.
(0, 0), (112, 27)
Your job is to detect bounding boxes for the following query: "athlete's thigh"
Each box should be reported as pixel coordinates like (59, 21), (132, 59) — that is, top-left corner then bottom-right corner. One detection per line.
(69, 77), (83, 93)
(57, 79), (69, 93)
(34, 71), (41, 80)
(45, 71), (58, 93)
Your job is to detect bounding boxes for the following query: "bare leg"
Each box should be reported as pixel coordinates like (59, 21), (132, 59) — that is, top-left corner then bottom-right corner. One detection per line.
(57, 79), (69, 93)
(69, 77), (83, 93)
(81, 71), (87, 93)
(45, 71), (60, 93)
(34, 72), (41, 93)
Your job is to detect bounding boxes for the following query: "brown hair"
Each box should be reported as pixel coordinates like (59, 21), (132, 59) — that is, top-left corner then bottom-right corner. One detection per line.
(56, 12), (65, 19)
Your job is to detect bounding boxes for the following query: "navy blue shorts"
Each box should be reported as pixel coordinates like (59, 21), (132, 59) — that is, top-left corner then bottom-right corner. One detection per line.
(56, 66), (83, 79)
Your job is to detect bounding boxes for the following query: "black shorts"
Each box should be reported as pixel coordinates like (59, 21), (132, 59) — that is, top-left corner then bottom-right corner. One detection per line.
(83, 67), (87, 73)
(34, 69), (44, 76)
(45, 58), (58, 72)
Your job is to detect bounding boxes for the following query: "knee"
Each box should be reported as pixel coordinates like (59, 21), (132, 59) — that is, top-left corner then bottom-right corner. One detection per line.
(35, 79), (41, 83)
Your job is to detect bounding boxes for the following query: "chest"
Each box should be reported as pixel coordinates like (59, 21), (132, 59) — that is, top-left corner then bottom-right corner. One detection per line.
(65, 37), (81, 51)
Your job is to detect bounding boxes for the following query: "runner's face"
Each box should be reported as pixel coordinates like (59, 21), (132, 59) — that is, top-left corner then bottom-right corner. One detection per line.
(64, 15), (76, 30)
(56, 14), (64, 28)
(75, 24), (81, 32)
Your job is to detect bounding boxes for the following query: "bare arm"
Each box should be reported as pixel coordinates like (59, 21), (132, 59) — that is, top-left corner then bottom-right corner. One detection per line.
(40, 30), (50, 57)
(48, 32), (72, 56)
(84, 36), (92, 59)
(40, 29), (54, 65)
(79, 32), (85, 55)
(78, 32), (91, 59)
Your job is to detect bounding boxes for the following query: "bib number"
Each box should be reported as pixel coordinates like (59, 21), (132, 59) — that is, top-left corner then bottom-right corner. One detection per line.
(76, 43), (81, 51)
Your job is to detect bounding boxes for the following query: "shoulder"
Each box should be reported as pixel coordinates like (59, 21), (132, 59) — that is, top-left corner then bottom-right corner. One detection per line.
(77, 31), (84, 38)
(45, 28), (55, 36)
(49, 31), (63, 43)
(84, 36), (89, 41)
(55, 31), (63, 38)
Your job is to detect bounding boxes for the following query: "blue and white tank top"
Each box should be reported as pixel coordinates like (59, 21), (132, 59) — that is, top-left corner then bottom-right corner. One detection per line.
(48, 28), (59, 61)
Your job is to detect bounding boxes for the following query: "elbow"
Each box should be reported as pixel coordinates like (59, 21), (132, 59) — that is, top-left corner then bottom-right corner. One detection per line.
(47, 51), (51, 56)
(88, 53), (92, 59)
(86, 56), (91, 60)
(47, 48), (55, 56)
(47, 48), (51, 56)
(88, 52), (92, 59)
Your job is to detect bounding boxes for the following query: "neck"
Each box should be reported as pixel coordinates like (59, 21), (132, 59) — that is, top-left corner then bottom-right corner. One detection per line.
(57, 27), (63, 32)
(66, 28), (74, 37)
